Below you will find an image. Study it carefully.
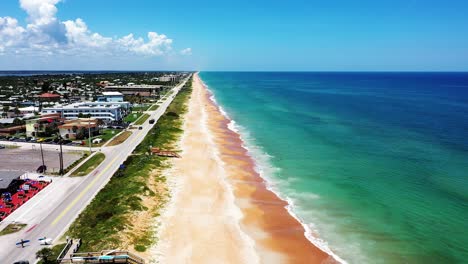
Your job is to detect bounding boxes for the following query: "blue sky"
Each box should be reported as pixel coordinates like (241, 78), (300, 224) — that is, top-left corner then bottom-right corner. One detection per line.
(0, 0), (467, 71)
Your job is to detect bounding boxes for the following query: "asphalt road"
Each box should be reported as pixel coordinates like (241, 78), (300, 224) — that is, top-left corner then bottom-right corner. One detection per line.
(0, 76), (190, 264)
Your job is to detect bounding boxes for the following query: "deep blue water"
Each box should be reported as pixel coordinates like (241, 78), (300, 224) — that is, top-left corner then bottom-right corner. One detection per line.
(199, 72), (468, 263)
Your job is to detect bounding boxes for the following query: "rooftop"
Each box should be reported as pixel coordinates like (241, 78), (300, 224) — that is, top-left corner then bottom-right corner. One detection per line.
(102, 92), (123, 96)
(0, 171), (24, 189)
(38, 93), (61, 98)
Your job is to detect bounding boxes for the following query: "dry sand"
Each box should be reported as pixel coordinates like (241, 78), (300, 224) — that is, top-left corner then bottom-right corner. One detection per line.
(154, 74), (336, 264)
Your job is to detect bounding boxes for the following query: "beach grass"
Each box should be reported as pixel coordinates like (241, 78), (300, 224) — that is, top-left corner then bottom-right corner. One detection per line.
(70, 152), (106, 177)
(134, 113), (150, 125)
(0, 223), (26, 236)
(107, 131), (132, 146)
(66, 78), (192, 252)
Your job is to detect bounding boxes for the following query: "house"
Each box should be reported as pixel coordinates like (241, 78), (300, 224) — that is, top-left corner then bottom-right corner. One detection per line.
(37, 93), (61, 103)
(25, 113), (62, 137)
(0, 125), (25, 136)
(58, 118), (99, 140)
(97, 92), (124, 102)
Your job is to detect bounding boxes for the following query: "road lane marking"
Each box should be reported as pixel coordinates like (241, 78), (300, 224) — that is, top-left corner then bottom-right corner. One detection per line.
(25, 224), (37, 233)
(51, 155), (119, 226)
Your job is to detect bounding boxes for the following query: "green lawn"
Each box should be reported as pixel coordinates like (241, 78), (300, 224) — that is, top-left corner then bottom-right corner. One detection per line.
(131, 104), (150, 112)
(134, 113), (150, 125)
(70, 152), (106, 177)
(67, 77), (192, 253)
(124, 112), (143, 123)
(90, 129), (122, 147)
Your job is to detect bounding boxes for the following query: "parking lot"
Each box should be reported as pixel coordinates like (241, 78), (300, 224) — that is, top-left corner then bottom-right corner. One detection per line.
(0, 145), (84, 173)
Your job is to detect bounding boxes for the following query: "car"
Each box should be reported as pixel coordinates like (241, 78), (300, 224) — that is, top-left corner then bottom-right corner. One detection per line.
(13, 261), (29, 264)
(8, 137), (17, 141)
(138, 126), (143, 130)
(0, 145), (5, 149)
(149, 119), (155, 124)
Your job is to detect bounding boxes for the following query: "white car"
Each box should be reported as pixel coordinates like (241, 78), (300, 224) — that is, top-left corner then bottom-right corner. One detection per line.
(38, 238), (53, 245)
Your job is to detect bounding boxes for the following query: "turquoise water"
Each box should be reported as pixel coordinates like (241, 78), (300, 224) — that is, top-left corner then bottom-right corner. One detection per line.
(199, 72), (468, 264)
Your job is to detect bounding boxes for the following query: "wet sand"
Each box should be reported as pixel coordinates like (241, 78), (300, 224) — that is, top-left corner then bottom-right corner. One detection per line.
(155, 73), (336, 263)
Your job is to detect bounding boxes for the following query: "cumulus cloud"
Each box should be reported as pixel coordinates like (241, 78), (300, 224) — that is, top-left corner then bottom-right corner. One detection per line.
(180, 48), (192, 55)
(0, 0), (177, 57)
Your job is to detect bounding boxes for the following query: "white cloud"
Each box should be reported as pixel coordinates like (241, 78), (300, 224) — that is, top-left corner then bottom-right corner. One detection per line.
(0, 0), (180, 57)
(180, 48), (192, 55)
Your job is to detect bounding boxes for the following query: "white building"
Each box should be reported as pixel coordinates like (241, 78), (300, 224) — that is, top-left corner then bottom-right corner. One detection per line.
(97, 92), (124, 102)
(18, 106), (39, 115)
(158, 75), (177, 82)
(42, 102), (131, 123)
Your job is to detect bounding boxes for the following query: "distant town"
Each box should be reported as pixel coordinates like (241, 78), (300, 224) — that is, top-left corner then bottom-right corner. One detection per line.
(0, 72), (189, 143)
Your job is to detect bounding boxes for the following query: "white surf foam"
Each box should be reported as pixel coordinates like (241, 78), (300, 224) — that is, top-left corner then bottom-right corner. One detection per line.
(201, 78), (348, 264)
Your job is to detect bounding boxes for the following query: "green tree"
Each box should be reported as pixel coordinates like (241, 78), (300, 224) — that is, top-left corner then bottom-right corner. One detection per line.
(36, 247), (53, 263)
(12, 118), (25, 126)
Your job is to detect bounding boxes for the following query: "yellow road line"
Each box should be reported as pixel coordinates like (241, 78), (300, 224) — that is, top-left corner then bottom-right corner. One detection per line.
(52, 123), (146, 226)
(51, 155), (120, 226)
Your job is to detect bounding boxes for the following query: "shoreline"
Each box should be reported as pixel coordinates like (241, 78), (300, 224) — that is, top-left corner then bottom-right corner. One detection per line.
(155, 73), (338, 263)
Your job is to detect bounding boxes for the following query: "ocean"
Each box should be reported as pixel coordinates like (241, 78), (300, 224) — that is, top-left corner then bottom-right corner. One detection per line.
(199, 72), (468, 264)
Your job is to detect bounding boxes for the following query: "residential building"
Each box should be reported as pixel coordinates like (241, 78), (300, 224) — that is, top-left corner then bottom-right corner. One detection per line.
(158, 75), (177, 82)
(42, 102), (130, 123)
(25, 113), (62, 137)
(0, 125), (25, 136)
(97, 92), (124, 102)
(58, 118), (99, 139)
(104, 84), (163, 97)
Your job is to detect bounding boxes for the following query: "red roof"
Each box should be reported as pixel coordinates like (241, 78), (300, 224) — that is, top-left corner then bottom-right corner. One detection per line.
(38, 93), (61, 98)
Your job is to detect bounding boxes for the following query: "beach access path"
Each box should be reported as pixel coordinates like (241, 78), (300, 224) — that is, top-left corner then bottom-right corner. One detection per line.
(0, 75), (191, 264)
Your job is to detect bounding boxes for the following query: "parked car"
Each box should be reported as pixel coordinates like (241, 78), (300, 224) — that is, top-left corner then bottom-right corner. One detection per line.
(138, 126), (143, 130)
(149, 119), (155, 124)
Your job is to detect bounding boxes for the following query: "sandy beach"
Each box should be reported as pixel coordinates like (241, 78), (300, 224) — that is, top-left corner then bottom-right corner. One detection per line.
(155, 73), (336, 263)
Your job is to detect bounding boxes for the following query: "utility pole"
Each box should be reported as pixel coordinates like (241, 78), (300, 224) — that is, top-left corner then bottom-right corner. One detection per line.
(88, 118), (92, 154)
(56, 132), (64, 175)
(59, 137), (64, 175)
(40, 141), (45, 172)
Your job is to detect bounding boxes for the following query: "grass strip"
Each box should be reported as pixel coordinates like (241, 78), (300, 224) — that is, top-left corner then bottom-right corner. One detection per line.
(148, 104), (158, 111)
(107, 131), (132, 146)
(134, 113), (150, 125)
(70, 152), (105, 177)
(0, 223), (26, 236)
(67, 77), (192, 253)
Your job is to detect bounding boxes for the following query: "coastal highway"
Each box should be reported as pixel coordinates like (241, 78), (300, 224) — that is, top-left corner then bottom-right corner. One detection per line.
(0, 76), (190, 264)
